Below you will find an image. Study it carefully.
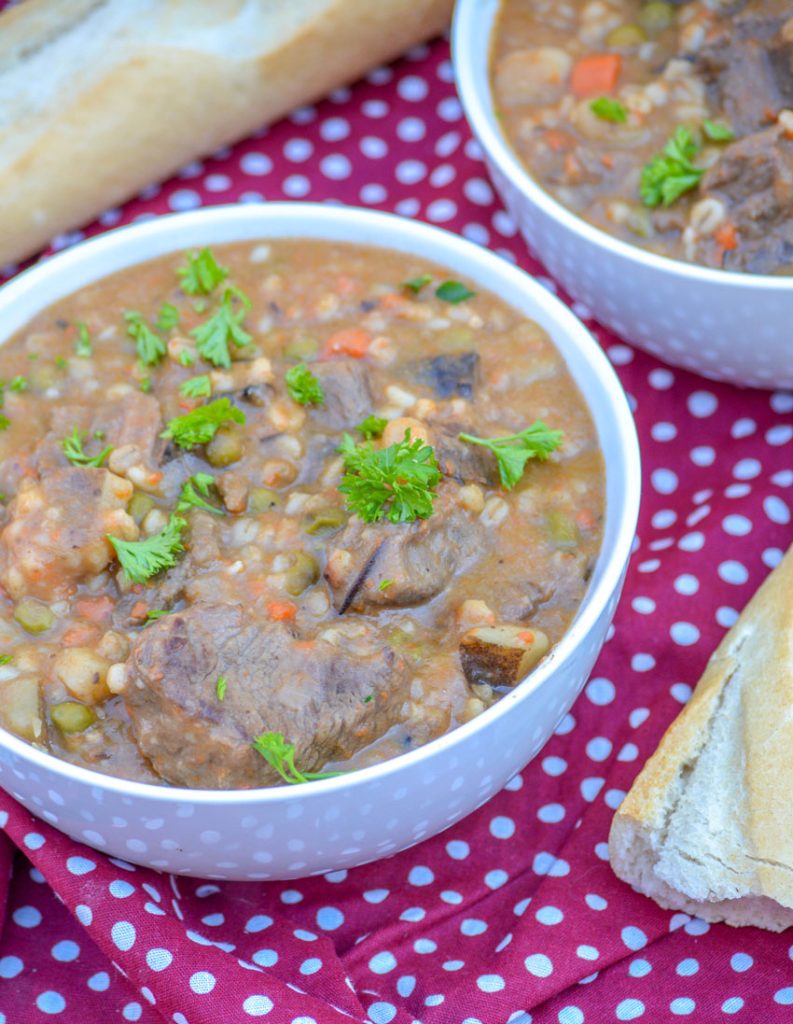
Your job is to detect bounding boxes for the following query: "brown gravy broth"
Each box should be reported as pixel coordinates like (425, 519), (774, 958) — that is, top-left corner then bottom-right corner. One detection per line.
(491, 0), (793, 274)
(0, 240), (604, 787)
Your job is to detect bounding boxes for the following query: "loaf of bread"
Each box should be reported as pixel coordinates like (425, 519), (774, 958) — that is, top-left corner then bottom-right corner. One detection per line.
(0, 0), (453, 268)
(609, 543), (793, 931)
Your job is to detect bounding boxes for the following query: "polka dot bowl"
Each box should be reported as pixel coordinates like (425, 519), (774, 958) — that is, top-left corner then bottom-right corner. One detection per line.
(453, 0), (793, 390)
(0, 203), (639, 879)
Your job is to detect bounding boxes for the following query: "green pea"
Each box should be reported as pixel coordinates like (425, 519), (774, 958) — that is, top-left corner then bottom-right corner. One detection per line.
(639, 2), (674, 33)
(303, 507), (347, 535)
(284, 335), (319, 361)
(606, 24), (647, 48)
(205, 424), (245, 467)
(51, 701), (97, 734)
(128, 492), (155, 524)
(248, 487), (281, 513)
(14, 597), (55, 634)
(284, 552), (320, 597)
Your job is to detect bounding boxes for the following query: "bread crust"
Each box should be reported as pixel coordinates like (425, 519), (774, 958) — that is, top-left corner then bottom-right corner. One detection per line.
(609, 543), (793, 930)
(0, 0), (453, 267)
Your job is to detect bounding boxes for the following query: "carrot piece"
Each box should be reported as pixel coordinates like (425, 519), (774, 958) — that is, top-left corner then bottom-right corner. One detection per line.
(576, 507), (596, 531)
(129, 601), (149, 622)
(267, 600), (297, 622)
(517, 631), (535, 645)
(570, 54), (622, 98)
(74, 595), (114, 625)
(714, 223), (738, 252)
(62, 625), (100, 647)
(321, 327), (371, 359)
(543, 128), (574, 153)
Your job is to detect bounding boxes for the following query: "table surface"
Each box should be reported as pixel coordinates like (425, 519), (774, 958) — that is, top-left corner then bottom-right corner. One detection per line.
(0, 33), (792, 1024)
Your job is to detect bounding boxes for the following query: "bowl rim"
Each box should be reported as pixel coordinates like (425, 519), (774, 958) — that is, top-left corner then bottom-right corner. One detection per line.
(0, 202), (640, 804)
(452, 0), (793, 293)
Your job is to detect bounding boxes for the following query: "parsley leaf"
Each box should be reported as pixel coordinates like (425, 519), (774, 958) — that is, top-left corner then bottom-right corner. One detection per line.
(459, 421), (563, 490)
(190, 286), (252, 368)
(590, 96), (628, 123)
(640, 126), (704, 208)
(0, 416), (9, 431)
(176, 472), (225, 515)
(251, 731), (342, 784)
(177, 248), (229, 296)
(435, 280), (475, 304)
(703, 119), (735, 142)
(378, 579), (394, 591)
(108, 515), (187, 584)
(75, 322), (92, 358)
(178, 350), (196, 368)
(156, 303), (181, 332)
(216, 675), (227, 701)
(10, 376), (27, 393)
(179, 374), (212, 399)
(145, 609), (172, 624)
(62, 428), (113, 468)
(338, 429), (441, 524)
(403, 274), (433, 294)
(285, 364), (324, 406)
(161, 397), (245, 449)
(124, 311), (167, 366)
(0, 654), (13, 666)
(356, 415), (388, 440)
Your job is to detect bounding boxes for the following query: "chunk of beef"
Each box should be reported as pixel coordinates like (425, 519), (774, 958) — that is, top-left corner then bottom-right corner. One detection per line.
(123, 603), (410, 788)
(696, 16), (793, 135)
(0, 468), (137, 599)
(325, 486), (483, 613)
(36, 391), (165, 490)
(410, 352), (479, 399)
(433, 428), (499, 486)
(699, 125), (793, 273)
(311, 360), (373, 430)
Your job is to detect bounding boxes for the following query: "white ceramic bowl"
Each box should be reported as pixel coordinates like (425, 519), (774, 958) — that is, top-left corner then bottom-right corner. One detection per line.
(0, 204), (639, 879)
(453, 0), (793, 390)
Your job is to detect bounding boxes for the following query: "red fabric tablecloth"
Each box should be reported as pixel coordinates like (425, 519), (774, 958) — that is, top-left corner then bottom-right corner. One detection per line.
(1, 36), (792, 1024)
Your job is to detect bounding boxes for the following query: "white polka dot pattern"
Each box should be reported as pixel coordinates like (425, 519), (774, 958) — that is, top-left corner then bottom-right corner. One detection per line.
(0, 29), (790, 1024)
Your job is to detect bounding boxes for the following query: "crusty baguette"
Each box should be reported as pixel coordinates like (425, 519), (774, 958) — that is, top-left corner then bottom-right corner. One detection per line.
(609, 543), (793, 931)
(0, 0), (453, 268)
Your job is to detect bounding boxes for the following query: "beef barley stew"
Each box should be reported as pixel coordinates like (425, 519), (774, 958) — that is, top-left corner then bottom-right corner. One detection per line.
(492, 0), (793, 274)
(0, 241), (603, 788)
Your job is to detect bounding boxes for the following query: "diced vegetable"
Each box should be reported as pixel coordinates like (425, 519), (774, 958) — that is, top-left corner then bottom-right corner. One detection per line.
(284, 552), (320, 596)
(570, 54), (622, 98)
(283, 336), (319, 361)
(1, 676), (42, 741)
(14, 597), (55, 634)
(605, 24), (647, 48)
(546, 509), (581, 549)
(51, 701), (97, 734)
(321, 328), (371, 359)
(637, 2), (674, 33)
(128, 492), (156, 524)
(248, 487), (281, 513)
(53, 648), (111, 704)
(459, 625), (550, 689)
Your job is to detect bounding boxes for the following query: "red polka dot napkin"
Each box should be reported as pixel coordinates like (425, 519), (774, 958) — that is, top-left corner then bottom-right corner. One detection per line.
(1, 34), (792, 1024)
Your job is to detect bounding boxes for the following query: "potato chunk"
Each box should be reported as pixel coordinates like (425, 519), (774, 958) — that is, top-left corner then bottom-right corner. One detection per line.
(1, 675), (43, 741)
(459, 625), (550, 689)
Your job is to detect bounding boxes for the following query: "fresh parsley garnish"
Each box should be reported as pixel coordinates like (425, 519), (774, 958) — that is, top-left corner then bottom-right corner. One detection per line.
(156, 303), (181, 332)
(363, 694), (374, 703)
(403, 274), (433, 294)
(338, 429), (441, 524)
(378, 579), (394, 591)
(216, 676), (227, 701)
(459, 421), (563, 490)
(62, 428), (113, 468)
(108, 515), (187, 584)
(190, 286), (252, 368)
(176, 472), (225, 515)
(0, 416), (9, 431)
(139, 377), (152, 394)
(75, 322), (92, 358)
(640, 126), (704, 208)
(285, 364), (324, 406)
(0, 655), (13, 666)
(435, 281), (475, 304)
(161, 398), (245, 449)
(590, 96), (628, 124)
(179, 374), (212, 399)
(55, 356), (68, 370)
(145, 609), (172, 624)
(356, 415), (388, 440)
(10, 376), (28, 393)
(251, 731), (342, 784)
(124, 311), (167, 367)
(703, 119), (735, 142)
(179, 350), (196, 367)
(177, 248), (229, 296)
